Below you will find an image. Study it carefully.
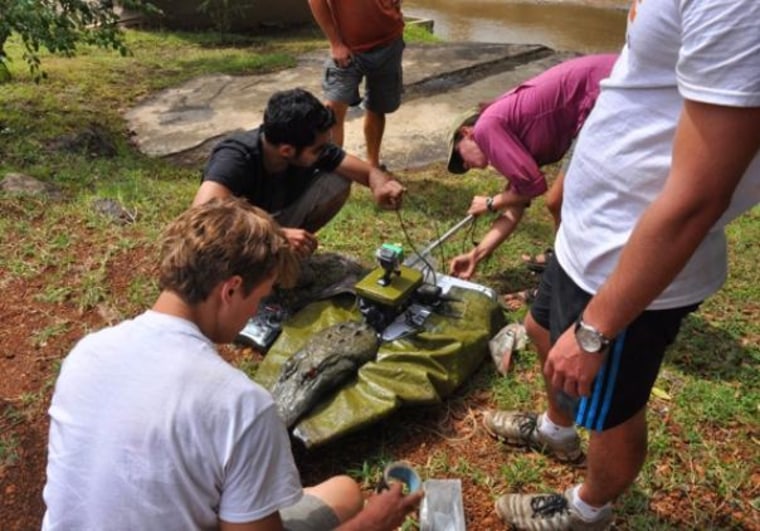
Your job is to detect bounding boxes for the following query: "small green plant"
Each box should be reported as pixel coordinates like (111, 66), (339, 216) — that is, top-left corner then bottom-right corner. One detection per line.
(34, 286), (72, 305)
(0, 433), (20, 468)
(18, 391), (43, 409)
(347, 456), (388, 489)
(0, 404), (25, 467)
(422, 449), (452, 477)
(454, 458), (495, 491)
(403, 22), (439, 44)
(31, 321), (71, 348)
(498, 455), (547, 491)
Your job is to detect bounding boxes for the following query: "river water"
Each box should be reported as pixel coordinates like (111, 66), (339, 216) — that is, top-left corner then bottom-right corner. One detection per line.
(404, 0), (629, 54)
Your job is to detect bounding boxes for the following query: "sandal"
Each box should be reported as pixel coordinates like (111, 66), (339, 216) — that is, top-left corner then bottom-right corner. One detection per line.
(501, 288), (538, 311)
(521, 248), (553, 273)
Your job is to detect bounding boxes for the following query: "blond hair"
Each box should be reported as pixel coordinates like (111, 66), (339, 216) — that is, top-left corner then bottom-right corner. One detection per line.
(159, 197), (298, 304)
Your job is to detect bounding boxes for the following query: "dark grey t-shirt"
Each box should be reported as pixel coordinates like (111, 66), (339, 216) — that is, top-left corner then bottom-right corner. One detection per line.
(202, 127), (346, 213)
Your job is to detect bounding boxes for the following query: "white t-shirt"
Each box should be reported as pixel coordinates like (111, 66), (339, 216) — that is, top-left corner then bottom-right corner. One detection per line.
(42, 310), (303, 530)
(556, 0), (760, 309)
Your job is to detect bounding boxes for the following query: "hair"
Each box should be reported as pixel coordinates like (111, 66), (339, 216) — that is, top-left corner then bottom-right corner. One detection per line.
(158, 197), (299, 304)
(262, 88), (336, 150)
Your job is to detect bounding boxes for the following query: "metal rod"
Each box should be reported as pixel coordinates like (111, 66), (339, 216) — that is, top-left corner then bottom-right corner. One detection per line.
(403, 213), (475, 267)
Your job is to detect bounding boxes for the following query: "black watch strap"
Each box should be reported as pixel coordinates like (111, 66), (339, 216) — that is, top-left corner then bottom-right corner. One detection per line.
(486, 196), (497, 213)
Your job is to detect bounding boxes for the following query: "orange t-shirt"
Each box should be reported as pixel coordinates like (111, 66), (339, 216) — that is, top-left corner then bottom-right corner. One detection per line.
(329, 0), (404, 52)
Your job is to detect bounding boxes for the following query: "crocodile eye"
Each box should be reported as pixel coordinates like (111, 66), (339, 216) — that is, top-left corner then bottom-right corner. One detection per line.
(306, 367), (319, 379)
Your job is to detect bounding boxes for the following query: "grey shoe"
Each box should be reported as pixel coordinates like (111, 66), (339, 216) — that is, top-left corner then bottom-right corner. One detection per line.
(483, 411), (584, 464)
(495, 488), (613, 531)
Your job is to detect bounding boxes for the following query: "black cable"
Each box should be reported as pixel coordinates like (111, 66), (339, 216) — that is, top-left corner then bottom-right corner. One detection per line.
(394, 207), (437, 287)
(393, 191), (442, 283)
(392, 188), (479, 284)
(463, 214), (479, 253)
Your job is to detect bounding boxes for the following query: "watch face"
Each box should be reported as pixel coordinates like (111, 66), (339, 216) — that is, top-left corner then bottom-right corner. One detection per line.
(576, 324), (603, 353)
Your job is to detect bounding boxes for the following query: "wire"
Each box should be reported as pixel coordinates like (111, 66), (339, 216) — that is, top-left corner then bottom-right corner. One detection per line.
(394, 207), (438, 286)
(462, 215), (479, 254)
(396, 190), (481, 283)
(393, 190), (442, 283)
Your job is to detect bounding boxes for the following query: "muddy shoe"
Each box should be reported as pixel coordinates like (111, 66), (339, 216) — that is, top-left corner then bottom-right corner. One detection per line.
(495, 488), (613, 531)
(483, 411), (583, 464)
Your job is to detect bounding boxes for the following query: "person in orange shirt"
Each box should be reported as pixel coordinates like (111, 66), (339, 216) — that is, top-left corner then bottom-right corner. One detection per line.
(308, 0), (405, 169)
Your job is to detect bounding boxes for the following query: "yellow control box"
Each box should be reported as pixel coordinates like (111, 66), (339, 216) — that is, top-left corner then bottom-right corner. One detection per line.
(354, 266), (423, 307)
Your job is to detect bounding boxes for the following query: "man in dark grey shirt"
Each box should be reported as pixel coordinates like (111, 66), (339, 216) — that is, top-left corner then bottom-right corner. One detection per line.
(194, 88), (405, 257)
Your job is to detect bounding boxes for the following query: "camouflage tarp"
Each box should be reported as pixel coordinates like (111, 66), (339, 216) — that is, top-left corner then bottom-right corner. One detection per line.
(255, 281), (505, 448)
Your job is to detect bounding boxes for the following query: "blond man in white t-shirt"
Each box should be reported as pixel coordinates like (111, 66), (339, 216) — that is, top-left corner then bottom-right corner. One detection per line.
(43, 198), (422, 531)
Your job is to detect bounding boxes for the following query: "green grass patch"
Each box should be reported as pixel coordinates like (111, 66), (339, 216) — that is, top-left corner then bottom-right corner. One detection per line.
(0, 405), (24, 469)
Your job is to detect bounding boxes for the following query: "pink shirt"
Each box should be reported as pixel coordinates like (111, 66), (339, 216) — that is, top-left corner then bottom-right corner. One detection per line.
(473, 54), (618, 198)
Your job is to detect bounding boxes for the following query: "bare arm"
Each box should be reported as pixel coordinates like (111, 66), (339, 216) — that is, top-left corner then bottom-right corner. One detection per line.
(192, 180), (233, 207)
(546, 100), (760, 397)
(495, 186), (533, 210)
(449, 205), (526, 279)
(584, 101), (760, 338)
(193, 180), (316, 255)
(307, 0), (351, 67)
(336, 153), (405, 209)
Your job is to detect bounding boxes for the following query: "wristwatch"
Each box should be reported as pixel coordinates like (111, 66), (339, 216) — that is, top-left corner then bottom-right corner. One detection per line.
(574, 315), (611, 354)
(485, 196), (497, 213)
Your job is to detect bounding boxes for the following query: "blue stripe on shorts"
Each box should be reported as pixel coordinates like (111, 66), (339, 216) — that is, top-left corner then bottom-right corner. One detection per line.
(575, 329), (627, 430)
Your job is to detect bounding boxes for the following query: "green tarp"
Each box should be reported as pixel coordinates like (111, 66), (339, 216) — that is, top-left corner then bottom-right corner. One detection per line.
(255, 284), (505, 447)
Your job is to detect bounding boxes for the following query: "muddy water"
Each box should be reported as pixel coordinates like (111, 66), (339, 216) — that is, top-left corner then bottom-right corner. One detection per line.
(405, 0), (629, 54)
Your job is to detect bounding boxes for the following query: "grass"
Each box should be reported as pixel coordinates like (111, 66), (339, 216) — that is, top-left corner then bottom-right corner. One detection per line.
(0, 406), (23, 469)
(1, 22), (759, 530)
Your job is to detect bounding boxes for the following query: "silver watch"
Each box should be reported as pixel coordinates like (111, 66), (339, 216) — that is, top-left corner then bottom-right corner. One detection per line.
(574, 316), (611, 354)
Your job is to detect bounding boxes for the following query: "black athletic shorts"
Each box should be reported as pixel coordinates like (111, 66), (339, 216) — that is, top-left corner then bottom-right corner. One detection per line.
(530, 256), (700, 431)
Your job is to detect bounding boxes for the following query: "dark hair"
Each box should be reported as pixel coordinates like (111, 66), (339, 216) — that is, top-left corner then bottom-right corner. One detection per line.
(262, 88), (336, 149)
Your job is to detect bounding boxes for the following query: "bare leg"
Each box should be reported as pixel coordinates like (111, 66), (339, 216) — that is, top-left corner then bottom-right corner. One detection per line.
(524, 312), (573, 427)
(364, 108), (385, 168)
(580, 407), (648, 506)
(526, 312), (648, 506)
(304, 475), (364, 523)
(327, 101), (349, 147)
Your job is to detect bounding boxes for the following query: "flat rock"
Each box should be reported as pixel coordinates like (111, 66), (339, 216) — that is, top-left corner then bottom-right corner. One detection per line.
(125, 42), (576, 170)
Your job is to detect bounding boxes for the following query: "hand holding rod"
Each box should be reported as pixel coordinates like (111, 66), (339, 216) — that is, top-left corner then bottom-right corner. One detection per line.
(403, 214), (475, 268)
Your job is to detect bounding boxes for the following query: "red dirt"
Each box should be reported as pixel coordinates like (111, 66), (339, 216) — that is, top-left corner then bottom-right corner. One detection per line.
(1, 243), (758, 530)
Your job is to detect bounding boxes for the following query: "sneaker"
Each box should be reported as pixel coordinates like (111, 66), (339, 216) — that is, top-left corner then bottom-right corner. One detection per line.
(483, 411), (584, 464)
(495, 488), (613, 531)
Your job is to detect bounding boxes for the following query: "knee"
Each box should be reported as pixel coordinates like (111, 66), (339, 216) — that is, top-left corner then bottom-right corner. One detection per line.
(306, 475), (364, 522)
(320, 182), (351, 223)
(329, 475), (364, 520)
(302, 178), (351, 232)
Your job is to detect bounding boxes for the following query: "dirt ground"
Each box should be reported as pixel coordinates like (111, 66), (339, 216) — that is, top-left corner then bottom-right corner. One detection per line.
(1, 239), (758, 530)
